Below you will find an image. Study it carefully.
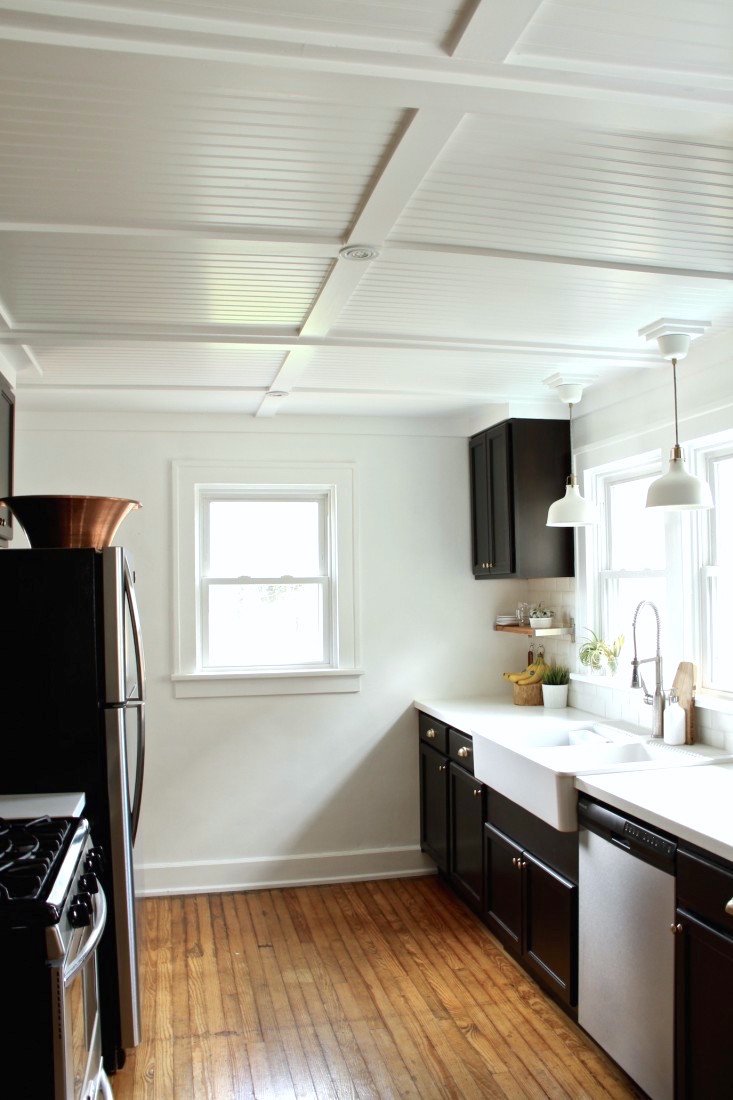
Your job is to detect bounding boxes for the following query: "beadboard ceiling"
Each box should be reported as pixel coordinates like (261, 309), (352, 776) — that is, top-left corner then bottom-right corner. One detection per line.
(0, 0), (731, 418)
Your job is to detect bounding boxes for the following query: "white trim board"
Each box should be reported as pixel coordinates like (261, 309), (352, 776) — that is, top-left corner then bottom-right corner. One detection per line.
(134, 845), (435, 897)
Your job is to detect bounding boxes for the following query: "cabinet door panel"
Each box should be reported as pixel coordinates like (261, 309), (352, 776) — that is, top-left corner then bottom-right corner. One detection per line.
(523, 851), (577, 1006)
(419, 741), (448, 872)
(486, 425), (514, 576)
(676, 907), (733, 1099)
(470, 435), (490, 576)
(483, 822), (522, 949)
(449, 763), (485, 910)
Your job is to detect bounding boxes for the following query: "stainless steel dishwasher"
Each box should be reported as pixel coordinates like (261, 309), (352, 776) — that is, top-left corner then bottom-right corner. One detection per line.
(578, 796), (677, 1100)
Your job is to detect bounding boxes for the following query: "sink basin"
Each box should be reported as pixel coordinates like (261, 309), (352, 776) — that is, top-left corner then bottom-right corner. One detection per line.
(472, 721), (722, 832)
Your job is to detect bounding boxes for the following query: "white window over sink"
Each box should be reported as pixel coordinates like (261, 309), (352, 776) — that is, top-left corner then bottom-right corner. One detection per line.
(172, 461), (360, 698)
(584, 431), (733, 698)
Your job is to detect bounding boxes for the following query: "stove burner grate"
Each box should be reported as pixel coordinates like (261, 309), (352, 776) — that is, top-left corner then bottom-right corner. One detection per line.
(0, 817), (73, 902)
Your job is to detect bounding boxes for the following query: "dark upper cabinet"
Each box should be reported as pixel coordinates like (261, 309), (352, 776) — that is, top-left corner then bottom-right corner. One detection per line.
(470, 418), (573, 578)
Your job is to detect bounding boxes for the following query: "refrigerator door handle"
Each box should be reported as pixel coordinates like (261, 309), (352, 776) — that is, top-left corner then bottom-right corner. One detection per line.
(123, 556), (146, 704)
(123, 556), (146, 843)
(131, 702), (145, 844)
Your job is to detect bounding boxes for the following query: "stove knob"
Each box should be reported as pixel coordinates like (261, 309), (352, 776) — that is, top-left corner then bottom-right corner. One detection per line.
(85, 847), (105, 875)
(79, 873), (98, 895)
(68, 898), (92, 928)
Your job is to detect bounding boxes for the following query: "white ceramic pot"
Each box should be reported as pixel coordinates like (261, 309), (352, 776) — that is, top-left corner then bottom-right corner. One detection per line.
(529, 616), (554, 629)
(542, 683), (568, 709)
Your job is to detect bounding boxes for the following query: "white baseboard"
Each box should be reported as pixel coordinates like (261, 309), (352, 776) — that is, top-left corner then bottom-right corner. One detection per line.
(135, 844), (436, 897)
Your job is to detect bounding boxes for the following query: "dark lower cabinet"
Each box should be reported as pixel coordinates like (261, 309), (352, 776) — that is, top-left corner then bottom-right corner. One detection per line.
(675, 909), (733, 1099)
(675, 845), (733, 1098)
(419, 740), (448, 872)
(449, 763), (485, 910)
(484, 822), (577, 1007)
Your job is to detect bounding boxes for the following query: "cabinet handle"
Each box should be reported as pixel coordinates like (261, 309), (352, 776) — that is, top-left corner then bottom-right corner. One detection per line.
(670, 923), (684, 934)
(472, 788), (482, 798)
(438, 763), (447, 772)
(426, 728), (436, 740)
(457, 746), (471, 759)
(726, 897), (733, 917)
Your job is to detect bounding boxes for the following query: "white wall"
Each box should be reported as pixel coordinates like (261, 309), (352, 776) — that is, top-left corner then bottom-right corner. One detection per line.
(14, 410), (529, 894)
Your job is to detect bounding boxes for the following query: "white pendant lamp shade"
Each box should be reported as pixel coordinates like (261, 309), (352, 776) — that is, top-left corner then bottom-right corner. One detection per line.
(545, 378), (598, 528)
(547, 475), (598, 526)
(644, 331), (714, 512)
(646, 445), (713, 510)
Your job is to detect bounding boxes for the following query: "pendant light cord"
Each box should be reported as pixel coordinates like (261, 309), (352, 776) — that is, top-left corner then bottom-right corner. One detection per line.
(568, 401), (575, 479)
(671, 357), (680, 448)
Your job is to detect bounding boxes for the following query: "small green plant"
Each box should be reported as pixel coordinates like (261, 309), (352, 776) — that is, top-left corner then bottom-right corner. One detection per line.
(529, 602), (554, 618)
(542, 663), (570, 686)
(578, 630), (625, 675)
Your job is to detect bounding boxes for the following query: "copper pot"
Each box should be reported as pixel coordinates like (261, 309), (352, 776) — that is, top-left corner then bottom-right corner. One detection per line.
(0, 495), (141, 549)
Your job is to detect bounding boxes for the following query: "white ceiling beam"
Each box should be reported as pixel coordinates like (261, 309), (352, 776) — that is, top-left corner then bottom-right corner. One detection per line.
(0, 33), (729, 117)
(0, 327), (658, 365)
(254, 348), (317, 418)
(447, 0), (545, 63)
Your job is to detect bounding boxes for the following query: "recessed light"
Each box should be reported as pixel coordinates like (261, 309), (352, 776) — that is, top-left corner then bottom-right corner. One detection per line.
(339, 244), (380, 261)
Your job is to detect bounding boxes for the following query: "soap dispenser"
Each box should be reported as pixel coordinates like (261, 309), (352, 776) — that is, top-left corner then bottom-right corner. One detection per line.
(663, 692), (686, 746)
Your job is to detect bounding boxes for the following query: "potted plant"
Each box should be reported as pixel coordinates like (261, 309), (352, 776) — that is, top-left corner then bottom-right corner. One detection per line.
(529, 602), (554, 628)
(578, 630), (625, 676)
(541, 663), (570, 708)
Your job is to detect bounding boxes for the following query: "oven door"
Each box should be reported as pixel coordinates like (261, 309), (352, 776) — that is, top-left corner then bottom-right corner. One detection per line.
(51, 886), (108, 1100)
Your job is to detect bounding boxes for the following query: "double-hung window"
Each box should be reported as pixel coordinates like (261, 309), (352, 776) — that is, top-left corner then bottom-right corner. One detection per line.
(584, 431), (733, 698)
(173, 461), (360, 697)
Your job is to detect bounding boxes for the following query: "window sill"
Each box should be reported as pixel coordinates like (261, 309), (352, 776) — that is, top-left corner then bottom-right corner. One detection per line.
(171, 668), (364, 699)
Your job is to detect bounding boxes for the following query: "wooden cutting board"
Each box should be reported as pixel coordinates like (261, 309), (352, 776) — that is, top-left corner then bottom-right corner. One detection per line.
(671, 661), (696, 744)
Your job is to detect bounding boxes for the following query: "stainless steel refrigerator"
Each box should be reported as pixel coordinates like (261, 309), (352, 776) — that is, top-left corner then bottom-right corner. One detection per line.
(0, 546), (145, 1073)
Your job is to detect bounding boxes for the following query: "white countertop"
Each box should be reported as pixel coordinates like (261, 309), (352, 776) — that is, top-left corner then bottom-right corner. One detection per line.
(415, 696), (602, 737)
(415, 697), (733, 863)
(0, 792), (86, 819)
(577, 765), (733, 864)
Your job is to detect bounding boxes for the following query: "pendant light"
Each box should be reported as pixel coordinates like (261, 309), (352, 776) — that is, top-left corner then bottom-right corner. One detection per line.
(546, 382), (598, 527)
(645, 332), (713, 511)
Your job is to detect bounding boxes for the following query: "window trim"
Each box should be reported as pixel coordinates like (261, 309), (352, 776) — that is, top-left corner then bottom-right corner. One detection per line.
(690, 438), (733, 693)
(172, 460), (361, 697)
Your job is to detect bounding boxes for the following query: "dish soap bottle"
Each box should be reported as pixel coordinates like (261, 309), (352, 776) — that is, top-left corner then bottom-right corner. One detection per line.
(663, 692), (686, 746)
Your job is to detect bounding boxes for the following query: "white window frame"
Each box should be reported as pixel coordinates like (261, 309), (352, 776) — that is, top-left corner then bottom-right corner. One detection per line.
(690, 436), (733, 696)
(172, 461), (361, 698)
(582, 432), (733, 701)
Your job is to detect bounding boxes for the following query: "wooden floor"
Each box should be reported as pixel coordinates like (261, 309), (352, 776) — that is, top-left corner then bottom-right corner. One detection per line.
(112, 875), (642, 1099)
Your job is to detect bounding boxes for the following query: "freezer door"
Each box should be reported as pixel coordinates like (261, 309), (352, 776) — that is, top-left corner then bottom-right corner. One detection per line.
(102, 548), (146, 706)
(104, 706), (142, 1050)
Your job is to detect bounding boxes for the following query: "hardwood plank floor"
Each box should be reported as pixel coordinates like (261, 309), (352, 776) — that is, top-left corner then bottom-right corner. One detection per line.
(112, 876), (643, 1099)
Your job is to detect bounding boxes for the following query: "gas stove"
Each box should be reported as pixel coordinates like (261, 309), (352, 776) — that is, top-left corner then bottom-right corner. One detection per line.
(0, 807), (112, 1098)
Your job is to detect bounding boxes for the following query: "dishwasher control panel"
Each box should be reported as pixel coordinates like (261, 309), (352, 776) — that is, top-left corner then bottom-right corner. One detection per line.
(623, 820), (676, 861)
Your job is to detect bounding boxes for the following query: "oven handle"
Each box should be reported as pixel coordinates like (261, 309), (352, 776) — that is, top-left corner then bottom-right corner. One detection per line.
(60, 885), (108, 986)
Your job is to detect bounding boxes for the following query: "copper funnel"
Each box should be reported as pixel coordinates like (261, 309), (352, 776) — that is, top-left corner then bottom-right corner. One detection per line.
(0, 495), (141, 550)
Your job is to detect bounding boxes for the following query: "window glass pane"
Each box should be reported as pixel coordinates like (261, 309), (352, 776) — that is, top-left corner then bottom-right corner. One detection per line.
(709, 573), (732, 690)
(713, 456), (733, 562)
(208, 500), (322, 578)
(608, 476), (665, 571)
(605, 576), (667, 670)
(206, 583), (325, 667)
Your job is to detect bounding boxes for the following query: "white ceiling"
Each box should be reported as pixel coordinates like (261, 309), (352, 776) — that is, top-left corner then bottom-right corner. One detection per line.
(0, 0), (731, 418)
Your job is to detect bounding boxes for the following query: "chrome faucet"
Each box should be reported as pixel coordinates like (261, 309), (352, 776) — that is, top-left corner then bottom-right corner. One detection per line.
(630, 600), (665, 738)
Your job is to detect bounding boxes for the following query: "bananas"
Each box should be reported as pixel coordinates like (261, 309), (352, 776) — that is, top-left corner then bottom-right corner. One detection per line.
(502, 658), (546, 685)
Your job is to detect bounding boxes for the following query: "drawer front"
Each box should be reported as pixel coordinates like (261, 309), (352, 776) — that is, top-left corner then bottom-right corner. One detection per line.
(448, 728), (475, 775)
(418, 712), (447, 754)
(677, 848), (733, 936)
